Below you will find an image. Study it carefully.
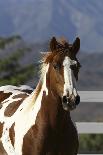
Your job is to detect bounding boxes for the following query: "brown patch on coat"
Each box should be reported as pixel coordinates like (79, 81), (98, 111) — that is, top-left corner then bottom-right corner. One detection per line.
(0, 91), (12, 111)
(9, 123), (15, 146)
(21, 89), (33, 94)
(0, 141), (7, 155)
(12, 93), (28, 99)
(14, 89), (33, 94)
(4, 100), (23, 117)
(0, 123), (4, 138)
(4, 93), (28, 117)
(0, 91), (12, 105)
(0, 104), (2, 109)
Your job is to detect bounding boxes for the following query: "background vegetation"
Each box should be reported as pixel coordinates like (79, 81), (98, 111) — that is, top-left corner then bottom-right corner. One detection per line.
(79, 134), (103, 154)
(0, 35), (38, 86)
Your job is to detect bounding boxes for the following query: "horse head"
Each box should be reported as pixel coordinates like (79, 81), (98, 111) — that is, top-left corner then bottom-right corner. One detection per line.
(41, 36), (81, 111)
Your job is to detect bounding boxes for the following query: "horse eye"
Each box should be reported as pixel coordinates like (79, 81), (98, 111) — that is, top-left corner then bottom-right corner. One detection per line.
(53, 63), (61, 70)
(64, 49), (69, 53)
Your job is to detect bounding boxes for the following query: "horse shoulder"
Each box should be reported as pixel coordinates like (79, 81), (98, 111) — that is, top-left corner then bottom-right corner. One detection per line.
(4, 93), (29, 117)
(0, 85), (33, 117)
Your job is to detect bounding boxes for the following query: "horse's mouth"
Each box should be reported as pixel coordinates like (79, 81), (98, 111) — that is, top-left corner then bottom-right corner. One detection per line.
(62, 101), (76, 111)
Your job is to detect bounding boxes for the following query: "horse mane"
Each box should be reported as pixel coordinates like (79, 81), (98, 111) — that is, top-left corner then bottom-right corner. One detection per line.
(39, 52), (54, 83)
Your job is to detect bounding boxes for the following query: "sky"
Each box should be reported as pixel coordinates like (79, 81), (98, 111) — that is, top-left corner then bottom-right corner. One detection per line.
(0, 0), (103, 52)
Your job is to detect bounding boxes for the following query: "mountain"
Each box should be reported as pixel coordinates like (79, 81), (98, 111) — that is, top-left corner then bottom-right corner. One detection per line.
(0, 0), (103, 51)
(77, 52), (103, 90)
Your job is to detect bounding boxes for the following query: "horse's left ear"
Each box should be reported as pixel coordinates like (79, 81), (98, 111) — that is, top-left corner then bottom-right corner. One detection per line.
(72, 37), (80, 55)
(50, 37), (57, 52)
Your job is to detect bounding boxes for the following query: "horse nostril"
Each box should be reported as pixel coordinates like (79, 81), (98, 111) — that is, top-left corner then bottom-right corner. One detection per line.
(62, 96), (67, 103)
(75, 95), (80, 105)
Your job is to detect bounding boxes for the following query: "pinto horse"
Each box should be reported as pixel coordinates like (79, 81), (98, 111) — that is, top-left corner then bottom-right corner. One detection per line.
(0, 37), (81, 155)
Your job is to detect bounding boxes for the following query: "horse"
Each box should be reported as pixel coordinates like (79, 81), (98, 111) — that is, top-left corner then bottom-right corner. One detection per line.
(0, 36), (81, 155)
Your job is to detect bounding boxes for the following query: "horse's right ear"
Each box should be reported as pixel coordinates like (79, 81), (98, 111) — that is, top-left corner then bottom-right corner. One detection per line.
(50, 37), (57, 52)
(72, 37), (80, 55)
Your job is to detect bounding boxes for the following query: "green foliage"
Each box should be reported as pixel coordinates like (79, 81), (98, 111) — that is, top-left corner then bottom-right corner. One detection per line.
(0, 48), (31, 72)
(0, 35), (21, 49)
(0, 64), (37, 85)
(0, 35), (37, 86)
(79, 134), (103, 154)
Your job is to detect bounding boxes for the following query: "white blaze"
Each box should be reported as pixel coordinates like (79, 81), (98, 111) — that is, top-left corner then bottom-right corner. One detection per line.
(63, 56), (78, 96)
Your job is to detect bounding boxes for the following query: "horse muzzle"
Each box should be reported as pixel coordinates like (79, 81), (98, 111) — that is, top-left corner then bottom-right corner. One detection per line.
(62, 95), (80, 111)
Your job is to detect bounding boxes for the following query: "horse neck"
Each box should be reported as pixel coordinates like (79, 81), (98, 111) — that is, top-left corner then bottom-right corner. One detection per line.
(30, 63), (71, 128)
(32, 78), (71, 128)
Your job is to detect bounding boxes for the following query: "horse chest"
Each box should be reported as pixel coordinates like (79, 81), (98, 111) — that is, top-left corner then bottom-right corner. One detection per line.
(33, 117), (78, 153)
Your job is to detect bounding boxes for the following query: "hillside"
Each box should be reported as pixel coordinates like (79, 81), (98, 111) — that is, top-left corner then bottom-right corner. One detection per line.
(0, 0), (103, 51)
(77, 52), (103, 90)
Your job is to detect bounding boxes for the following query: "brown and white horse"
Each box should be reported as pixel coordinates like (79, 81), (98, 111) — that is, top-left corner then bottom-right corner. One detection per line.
(0, 37), (81, 155)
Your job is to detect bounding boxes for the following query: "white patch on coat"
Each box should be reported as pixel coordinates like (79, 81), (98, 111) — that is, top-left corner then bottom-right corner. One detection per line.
(0, 64), (49, 155)
(1, 125), (15, 155)
(0, 85), (33, 155)
(0, 85), (33, 95)
(63, 56), (77, 96)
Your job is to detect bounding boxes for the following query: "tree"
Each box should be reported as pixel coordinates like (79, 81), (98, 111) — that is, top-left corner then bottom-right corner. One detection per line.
(79, 134), (103, 154)
(0, 35), (38, 86)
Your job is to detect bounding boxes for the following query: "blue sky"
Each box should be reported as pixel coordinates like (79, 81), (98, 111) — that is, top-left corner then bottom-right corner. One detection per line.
(0, 0), (103, 52)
